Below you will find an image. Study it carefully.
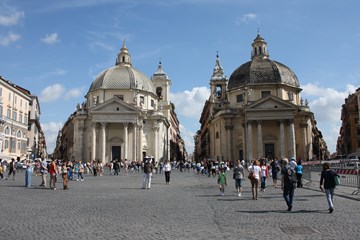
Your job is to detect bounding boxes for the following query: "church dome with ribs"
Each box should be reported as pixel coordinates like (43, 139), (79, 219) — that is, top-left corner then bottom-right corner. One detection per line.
(89, 42), (155, 94)
(228, 33), (300, 90)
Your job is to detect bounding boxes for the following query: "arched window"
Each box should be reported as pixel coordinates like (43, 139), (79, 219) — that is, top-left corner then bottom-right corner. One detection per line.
(4, 127), (10, 135)
(17, 130), (21, 138)
(156, 87), (163, 100)
(216, 132), (220, 139)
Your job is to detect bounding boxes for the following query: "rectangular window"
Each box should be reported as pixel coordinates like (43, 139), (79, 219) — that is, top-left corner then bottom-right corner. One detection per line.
(151, 99), (155, 107)
(8, 93), (11, 101)
(19, 114), (23, 123)
(13, 111), (17, 121)
(0, 104), (3, 117)
(140, 96), (145, 105)
(115, 95), (124, 100)
(14, 95), (17, 104)
(20, 99), (22, 107)
(24, 116), (27, 125)
(0, 87), (2, 96)
(7, 109), (11, 118)
(236, 94), (244, 103)
(261, 91), (271, 98)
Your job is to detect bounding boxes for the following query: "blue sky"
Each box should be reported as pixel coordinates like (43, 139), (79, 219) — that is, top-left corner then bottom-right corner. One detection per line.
(0, 0), (359, 155)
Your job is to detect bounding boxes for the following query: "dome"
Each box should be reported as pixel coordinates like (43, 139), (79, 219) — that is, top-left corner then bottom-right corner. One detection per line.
(228, 58), (300, 89)
(88, 41), (155, 93)
(228, 33), (300, 90)
(89, 65), (155, 93)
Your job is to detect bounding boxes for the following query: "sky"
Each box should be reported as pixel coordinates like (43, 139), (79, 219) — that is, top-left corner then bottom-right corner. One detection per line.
(0, 0), (359, 156)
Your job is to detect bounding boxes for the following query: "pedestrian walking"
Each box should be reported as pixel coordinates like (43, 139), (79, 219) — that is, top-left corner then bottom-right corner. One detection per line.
(260, 160), (269, 192)
(0, 161), (3, 179)
(62, 162), (69, 190)
(164, 160), (171, 184)
(39, 159), (48, 187)
(49, 159), (57, 190)
(270, 159), (280, 187)
(113, 160), (120, 175)
(78, 161), (84, 181)
(281, 158), (297, 211)
(5, 158), (16, 180)
(218, 167), (227, 196)
(248, 159), (261, 200)
(142, 159), (153, 189)
(25, 160), (32, 188)
(233, 160), (244, 197)
(296, 160), (303, 188)
(124, 159), (128, 175)
(320, 162), (339, 213)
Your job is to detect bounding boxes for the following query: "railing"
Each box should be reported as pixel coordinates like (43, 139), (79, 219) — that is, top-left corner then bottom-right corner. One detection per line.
(302, 162), (360, 195)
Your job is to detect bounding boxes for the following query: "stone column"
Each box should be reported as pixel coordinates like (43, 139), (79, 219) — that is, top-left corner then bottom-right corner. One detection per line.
(247, 121), (253, 161)
(92, 123), (96, 161)
(77, 125), (85, 161)
(225, 125), (233, 162)
(301, 123), (309, 160)
(133, 124), (137, 161)
(124, 123), (128, 160)
(139, 125), (143, 161)
(279, 120), (285, 158)
(101, 122), (107, 163)
(289, 119), (295, 158)
(153, 124), (159, 162)
(257, 120), (263, 159)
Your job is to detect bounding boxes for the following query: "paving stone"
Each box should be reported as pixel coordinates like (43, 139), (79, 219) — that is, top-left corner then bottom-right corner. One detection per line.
(0, 170), (359, 240)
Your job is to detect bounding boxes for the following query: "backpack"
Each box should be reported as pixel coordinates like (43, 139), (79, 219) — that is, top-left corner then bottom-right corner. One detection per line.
(286, 167), (297, 185)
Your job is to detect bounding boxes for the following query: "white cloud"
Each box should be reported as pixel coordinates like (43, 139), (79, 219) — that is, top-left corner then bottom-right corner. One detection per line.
(40, 84), (85, 102)
(236, 13), (259, 25)
(179, 124), (196, 156)
(0, 32), (21, 46)
(41, 33), (60, 44)
(171, 86), (210, 117)
(302, 83), (357, 153)
(65, 87), (85, 100)
(39, 84), (65, 102)
(41, 122), (63, 153)
(0, 10), (24, 26)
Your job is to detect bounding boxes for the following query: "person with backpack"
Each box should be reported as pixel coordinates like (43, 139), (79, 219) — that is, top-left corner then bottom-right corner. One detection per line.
(281, 158), (297, 211)
(320, 162), (339, 213)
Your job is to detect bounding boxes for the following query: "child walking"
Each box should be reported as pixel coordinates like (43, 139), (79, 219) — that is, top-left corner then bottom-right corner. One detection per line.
(218, 167), (227, 196)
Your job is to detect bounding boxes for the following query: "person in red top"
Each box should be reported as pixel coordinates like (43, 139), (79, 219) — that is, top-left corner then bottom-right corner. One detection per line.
(49, 159), (58, 190)
(260, 160), (269, 192)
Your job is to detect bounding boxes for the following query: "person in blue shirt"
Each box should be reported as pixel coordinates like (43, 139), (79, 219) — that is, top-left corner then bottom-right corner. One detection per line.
(296, 160), (303, 188)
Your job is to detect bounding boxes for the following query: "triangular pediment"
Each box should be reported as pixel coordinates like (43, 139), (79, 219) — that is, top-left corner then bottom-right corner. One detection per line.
(92, 98), (137, 113)
(245, 96), (298, 120)
(247, 95), (297, 110)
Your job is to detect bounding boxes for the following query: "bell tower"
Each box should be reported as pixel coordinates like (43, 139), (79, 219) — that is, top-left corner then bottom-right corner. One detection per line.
(209, 52), (229, 112)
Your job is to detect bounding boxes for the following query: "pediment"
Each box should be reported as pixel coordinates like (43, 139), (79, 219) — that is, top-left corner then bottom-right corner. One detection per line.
(92, 98), (137, 113)
(245, 96), (298, 120)
(247, 96), (297, 111)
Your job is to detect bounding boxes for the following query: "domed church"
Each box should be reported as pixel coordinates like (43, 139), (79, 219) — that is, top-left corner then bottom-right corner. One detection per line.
(53, 42), (186, 163)
(195, 33), (328, 163)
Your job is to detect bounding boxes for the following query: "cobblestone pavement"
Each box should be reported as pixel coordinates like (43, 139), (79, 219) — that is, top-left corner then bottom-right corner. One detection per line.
(1, 170), (359, 240)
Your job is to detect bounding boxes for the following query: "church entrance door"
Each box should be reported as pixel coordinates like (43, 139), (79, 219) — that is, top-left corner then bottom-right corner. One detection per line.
(265, 144), (274, 159)
(112, 146), (121, 161)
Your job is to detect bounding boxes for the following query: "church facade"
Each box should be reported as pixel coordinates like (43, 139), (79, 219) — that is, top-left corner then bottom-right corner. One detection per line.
(195, 33), (328, 163)
(53, 42), (185, 163)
